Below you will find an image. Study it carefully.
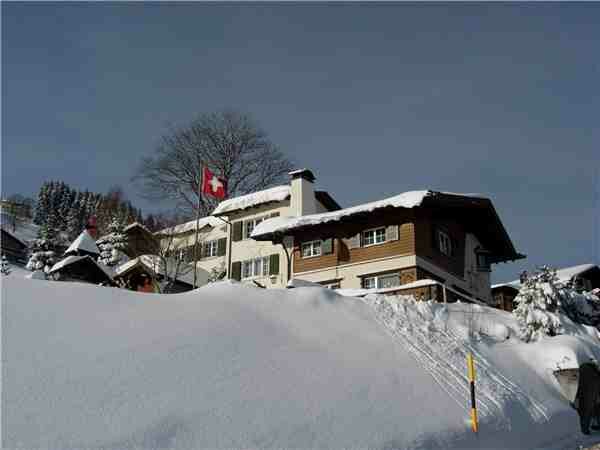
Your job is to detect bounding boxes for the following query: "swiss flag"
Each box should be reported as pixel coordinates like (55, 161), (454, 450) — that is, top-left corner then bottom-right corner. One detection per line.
(201, 166), (227, 199)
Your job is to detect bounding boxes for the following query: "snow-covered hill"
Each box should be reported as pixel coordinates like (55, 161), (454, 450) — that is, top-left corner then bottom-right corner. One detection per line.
(2, 276), (600, 449)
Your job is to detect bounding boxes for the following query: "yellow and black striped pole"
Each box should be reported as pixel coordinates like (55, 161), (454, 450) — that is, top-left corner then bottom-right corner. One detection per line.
(467, 352), (479, 433)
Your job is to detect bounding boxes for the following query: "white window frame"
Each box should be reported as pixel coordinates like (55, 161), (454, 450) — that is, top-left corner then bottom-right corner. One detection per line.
(244, 216), (266, 240)
(361, 227), (386, 247)
(203, 240), (218, 258)
(362, 272), (401, 290)
(241, 256), (270, 279)
(437, 230), (453, 256)
(301, 240), (322, 258)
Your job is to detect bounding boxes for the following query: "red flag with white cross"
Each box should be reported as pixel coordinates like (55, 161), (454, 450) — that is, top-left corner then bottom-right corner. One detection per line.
(201, 166), (227, 199)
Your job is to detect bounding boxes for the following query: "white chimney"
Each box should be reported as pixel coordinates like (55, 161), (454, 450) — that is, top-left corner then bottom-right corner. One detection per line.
(289, 169), (317, 217)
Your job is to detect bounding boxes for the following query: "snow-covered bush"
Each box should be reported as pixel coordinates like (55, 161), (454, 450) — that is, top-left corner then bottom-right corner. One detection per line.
(97, 217), (128, 267)
(207, 262), (227, 283)
(513, 266), (600, 342)
(25, 238), (57, 275)
(1, 255), (11, 275)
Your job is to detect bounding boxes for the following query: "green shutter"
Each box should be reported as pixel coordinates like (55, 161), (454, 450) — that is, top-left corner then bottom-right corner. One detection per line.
(217, 238), (226, 256)
(269, 254), (279, 275)
(270, 212), (280, 218)
(322, 238), (333, 255)
(232, 221), (243, 242)
(231, 261), (242, 281)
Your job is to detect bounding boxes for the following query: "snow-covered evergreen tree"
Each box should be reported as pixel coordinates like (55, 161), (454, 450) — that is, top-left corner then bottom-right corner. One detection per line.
(33, 182), (50, 225)
(1, 254), (11, 276)
(25, 236), (57, 275)
(512, 266), (564, 342)
(97, 217), (128, 267)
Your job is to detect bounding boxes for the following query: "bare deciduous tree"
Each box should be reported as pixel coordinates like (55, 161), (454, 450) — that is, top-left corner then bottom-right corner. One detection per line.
(133, 110), (294, 216)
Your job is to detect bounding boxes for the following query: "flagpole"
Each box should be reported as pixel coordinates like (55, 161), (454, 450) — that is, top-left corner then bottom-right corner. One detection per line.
(193, 168), (202, 289)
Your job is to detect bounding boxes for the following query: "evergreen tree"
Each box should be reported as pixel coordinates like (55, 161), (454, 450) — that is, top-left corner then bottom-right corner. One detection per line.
(97, 217), (128, 267)
(513, 266), (564, 342)
(1, 254), (11, 276)
(33, 182), (50, 225)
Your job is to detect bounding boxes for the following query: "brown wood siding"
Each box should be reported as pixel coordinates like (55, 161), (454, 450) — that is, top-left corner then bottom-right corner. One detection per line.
(293, 238), (339, 273)
(292, 210), (416, 273)
(414, 211), (465, 278)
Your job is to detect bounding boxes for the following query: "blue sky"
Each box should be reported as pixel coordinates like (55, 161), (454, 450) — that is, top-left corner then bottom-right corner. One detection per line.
(2, 2), (599, 282)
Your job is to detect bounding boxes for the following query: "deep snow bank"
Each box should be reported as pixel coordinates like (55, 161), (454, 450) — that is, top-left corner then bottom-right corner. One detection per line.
(2, 277), (599, 449)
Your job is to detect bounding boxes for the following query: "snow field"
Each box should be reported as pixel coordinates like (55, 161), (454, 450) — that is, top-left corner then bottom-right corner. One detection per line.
(2, 277), (600, 449)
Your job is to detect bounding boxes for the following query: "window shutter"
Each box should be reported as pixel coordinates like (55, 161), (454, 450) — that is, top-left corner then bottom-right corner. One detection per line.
(386, 225), (399, 241)
(197, 242), (203, 259)
(231, 261), (242, 281)
(345, 233), (361, 249)
(270, 212), (280, 218)
(322, 238), (333, 255)
(217, 238), (226, 256)
(232, 221), (243, 242)
(269, 254), (279, 275)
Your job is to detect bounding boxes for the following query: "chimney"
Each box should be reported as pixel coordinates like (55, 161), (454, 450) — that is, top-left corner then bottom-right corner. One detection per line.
(289, 169), (317, 217)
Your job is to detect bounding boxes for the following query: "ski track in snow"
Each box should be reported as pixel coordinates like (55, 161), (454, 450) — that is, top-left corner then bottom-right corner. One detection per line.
(362, 294), (549, 431)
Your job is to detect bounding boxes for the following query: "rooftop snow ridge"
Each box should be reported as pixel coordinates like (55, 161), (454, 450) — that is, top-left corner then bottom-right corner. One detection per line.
(250, 190), (431, 238)
(212, 185), (291, 216)
(65, 230), (100, 256)
(156, 216), (223, 235)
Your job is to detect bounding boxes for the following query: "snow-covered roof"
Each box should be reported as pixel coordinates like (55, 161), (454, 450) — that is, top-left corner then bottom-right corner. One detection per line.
(48, 255), (113, 279)
(115, 255), (195, 285)
(494, 263), (599, 291)
(251, 190), (434, 239)
(64, 230), (100, 256)
(555, 264), (598, 282)
(156, 216), (223, 236)
(49, 255), (87, 273)
(212, 185), (291, 216)
(123, 222), (152, 234)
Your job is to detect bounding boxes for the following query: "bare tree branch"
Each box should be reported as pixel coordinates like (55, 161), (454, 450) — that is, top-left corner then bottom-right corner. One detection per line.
(132, 109), (294, 217)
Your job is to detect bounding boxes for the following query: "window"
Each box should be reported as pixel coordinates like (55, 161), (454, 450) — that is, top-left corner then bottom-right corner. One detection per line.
(476, 250), (491, 272)
(301, 240), (322, 258)
(244, 216), (266, 239)
(363, 277), (377, 289)
(362, 272), (401, 290)
(362, 227), (386, 247)
(241, 256), (270, 279)
(437, 230), (453, 256)
(378, 273), (401, 289)
(203, 240), (218, 258)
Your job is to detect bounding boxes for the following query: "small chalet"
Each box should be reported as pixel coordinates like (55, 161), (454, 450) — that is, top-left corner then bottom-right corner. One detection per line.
(113, 255), (198, 293)
(492, 264), (600, 312)
(48, 230), (114, 285)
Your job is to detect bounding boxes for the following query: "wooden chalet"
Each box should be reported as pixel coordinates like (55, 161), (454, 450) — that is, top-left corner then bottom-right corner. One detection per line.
(48, 230), (115, 286)
(252, 190), (525, 304)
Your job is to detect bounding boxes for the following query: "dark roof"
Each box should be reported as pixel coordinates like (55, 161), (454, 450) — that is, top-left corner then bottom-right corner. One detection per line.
(1, 227), (28, 249)
(315, 191), (342, 212)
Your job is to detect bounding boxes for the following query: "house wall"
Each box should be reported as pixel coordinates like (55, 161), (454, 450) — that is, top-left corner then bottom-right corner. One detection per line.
(290, 208), (493, 302)
(228, 200), (293, 288)
(159, 223), (228, 287)
(414, 213), (465, 278)
(464, 233), (492, 301)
